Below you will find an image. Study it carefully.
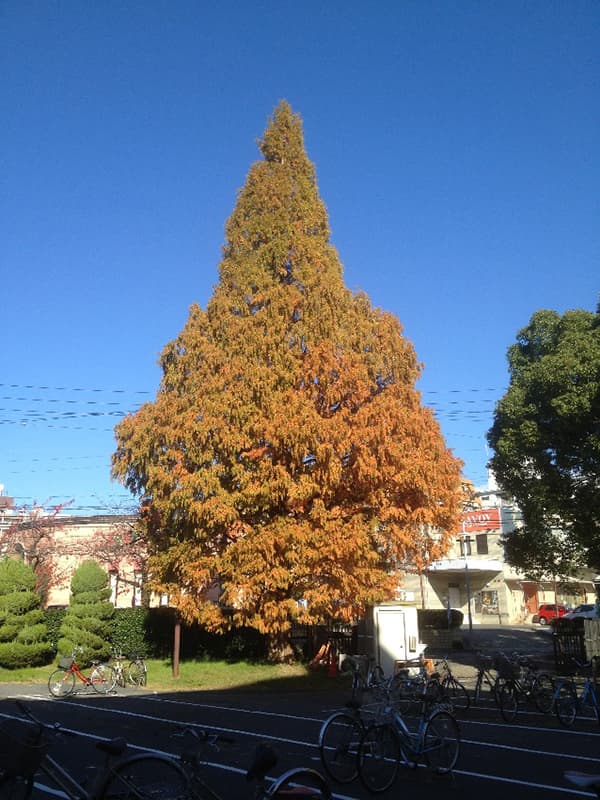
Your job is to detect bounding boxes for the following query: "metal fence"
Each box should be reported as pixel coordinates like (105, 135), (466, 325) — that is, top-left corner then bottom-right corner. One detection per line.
(553, 618), (600, 674)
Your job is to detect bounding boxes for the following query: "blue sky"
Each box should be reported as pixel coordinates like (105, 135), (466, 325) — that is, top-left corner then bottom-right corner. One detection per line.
(1, 1), (598, 513)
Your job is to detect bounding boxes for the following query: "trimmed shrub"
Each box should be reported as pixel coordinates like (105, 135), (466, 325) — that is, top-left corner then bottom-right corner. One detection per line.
(112, 607), (149, 657)
(418, 608), (464, 630)
(0, 558), (53, 668)
(124, 606), (267, 662)
(44, 606), (67, 652)
(57, 561), (114, 664)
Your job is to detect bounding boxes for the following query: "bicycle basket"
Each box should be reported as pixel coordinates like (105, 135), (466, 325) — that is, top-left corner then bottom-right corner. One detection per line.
(0, 719), (48, 778)
(58, 656), (73, 669)
(476, 654), (494, 671)
(495, 654), (518, 680)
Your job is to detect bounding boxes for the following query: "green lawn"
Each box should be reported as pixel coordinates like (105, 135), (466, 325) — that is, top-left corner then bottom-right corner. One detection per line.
(0, 659), (346, 693)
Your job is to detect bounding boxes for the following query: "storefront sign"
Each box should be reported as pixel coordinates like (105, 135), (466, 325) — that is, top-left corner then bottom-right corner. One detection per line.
(460, 507), (501, 532)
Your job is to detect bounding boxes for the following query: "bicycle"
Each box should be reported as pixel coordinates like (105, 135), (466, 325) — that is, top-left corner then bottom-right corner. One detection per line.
(554, 658), (600, 727)
(0, 699), (189, 799)
(108, 649), (127, 689)
(175, 725), (331, 799)
(319, 660), (398, 785)
(109, 648), (147, 688)
(388, 658), (446, 716)
(435, 657), (470, 712)
(340, 655), (387, 705)
(356, 699), (460, 792)
(48, 648), (117, 698)
(127, 651), (147, 687)
(497, 652), (554, 721)
(472, 652), (502, 706)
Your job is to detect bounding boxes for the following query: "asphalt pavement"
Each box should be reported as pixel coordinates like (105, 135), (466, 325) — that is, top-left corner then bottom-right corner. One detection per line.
(424, 622), (556, 680)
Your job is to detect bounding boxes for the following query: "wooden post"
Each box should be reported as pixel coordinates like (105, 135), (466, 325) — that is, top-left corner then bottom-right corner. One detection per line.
(173, 618), (181, 678)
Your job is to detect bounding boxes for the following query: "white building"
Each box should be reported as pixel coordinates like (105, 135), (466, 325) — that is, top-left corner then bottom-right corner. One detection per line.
(400, 473), (598, 624)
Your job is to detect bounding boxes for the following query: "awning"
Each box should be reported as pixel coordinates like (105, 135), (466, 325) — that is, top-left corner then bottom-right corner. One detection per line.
(427, 558), (503, 576)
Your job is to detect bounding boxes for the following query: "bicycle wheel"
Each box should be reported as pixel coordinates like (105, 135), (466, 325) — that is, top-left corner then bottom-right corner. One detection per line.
(268, 767), (332, 799)
(442, 677), (470, 712)
(90, 663), (117, 694)
(357, 723), (401, 793)
(473, 675), (483, 705)
(363, 665), (387, 705)
(48, 668), (75, 697)
(423, 710), (460, 773)
(318, 712), (363, 784)
(473, 675), (498, 706)
(100, 753), (189, 799)
(128, 660), (147, 686)
(532, 673), (554, 713)
(499, 681), (519, 722)
(555, 681), (578, 727)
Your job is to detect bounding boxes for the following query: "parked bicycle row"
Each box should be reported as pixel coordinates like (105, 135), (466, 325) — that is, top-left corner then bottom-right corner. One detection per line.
(470, 650), (600, 728)
(338, 649), (600, 729)
(47, 647), (147, 698)
(2, 679), (599, 800)
(0, 699), (331, 799)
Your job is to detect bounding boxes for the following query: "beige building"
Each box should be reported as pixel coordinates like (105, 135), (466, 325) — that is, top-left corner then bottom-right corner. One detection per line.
(400, 476), (598, 624)
(0, 492), (150, 608)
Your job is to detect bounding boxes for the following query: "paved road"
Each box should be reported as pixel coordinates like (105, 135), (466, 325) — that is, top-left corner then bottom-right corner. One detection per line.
(427, 622), (557, 678)
(1, 661), (598, 800)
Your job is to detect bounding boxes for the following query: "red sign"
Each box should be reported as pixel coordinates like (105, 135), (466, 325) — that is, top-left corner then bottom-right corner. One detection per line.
(460, 507), (501, 532)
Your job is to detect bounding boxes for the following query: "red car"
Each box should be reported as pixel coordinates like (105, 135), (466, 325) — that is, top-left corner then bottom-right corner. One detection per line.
(534, 603), (567, 625)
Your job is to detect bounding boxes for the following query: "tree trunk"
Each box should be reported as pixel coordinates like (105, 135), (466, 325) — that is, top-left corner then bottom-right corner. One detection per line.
(266, 631), (295, 663)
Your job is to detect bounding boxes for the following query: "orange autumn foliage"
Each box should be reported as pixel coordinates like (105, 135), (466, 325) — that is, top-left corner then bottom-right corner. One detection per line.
(112, 102), (463, 658)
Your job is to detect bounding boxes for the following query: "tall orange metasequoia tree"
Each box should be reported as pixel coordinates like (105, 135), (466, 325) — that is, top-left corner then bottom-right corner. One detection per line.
(112, 102), (463, 659)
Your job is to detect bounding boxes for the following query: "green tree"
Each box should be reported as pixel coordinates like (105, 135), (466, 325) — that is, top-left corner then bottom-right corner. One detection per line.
(112, 102), (463, 659)
(488, 304), (600, 573)
(57, 560), (114, 663)
(0, 558), (53, 668)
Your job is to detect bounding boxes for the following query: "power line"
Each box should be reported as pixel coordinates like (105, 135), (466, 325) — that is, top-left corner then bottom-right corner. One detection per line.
(1, 381), (506, 396)
(0, 383), (151, 395)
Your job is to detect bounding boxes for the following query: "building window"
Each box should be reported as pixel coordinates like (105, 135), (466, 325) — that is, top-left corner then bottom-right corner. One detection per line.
(476, 534), (488, 555)
(474, 589), (498, 615)
(459, 537), (472, 557)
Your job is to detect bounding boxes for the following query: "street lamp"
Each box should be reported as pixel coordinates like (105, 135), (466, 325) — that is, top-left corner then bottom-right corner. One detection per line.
(458, 531), (474, 634)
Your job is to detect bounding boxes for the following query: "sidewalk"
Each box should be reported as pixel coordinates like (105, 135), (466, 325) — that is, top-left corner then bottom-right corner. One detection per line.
(425, 623), (556, 681)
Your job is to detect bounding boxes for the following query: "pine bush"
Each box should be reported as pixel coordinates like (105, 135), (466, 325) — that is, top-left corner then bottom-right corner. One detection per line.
(0, 558), (53, 668)
(57, 560), (114, 664)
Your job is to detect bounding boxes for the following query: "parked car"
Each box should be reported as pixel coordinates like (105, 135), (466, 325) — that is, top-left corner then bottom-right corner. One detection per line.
(533, 603), (567, 625)
(563, 603), (597, 620)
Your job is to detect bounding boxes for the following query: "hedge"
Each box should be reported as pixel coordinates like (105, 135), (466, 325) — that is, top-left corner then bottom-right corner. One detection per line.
(417, 608), (464, 630)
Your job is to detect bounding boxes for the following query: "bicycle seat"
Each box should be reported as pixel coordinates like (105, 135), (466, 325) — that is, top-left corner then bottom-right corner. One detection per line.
(247, 742), (278, 781)
(96, 737), (128, 756)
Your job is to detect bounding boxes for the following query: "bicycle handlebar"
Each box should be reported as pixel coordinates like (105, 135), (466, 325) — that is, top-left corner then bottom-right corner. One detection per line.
(16, 700), (66, 736)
